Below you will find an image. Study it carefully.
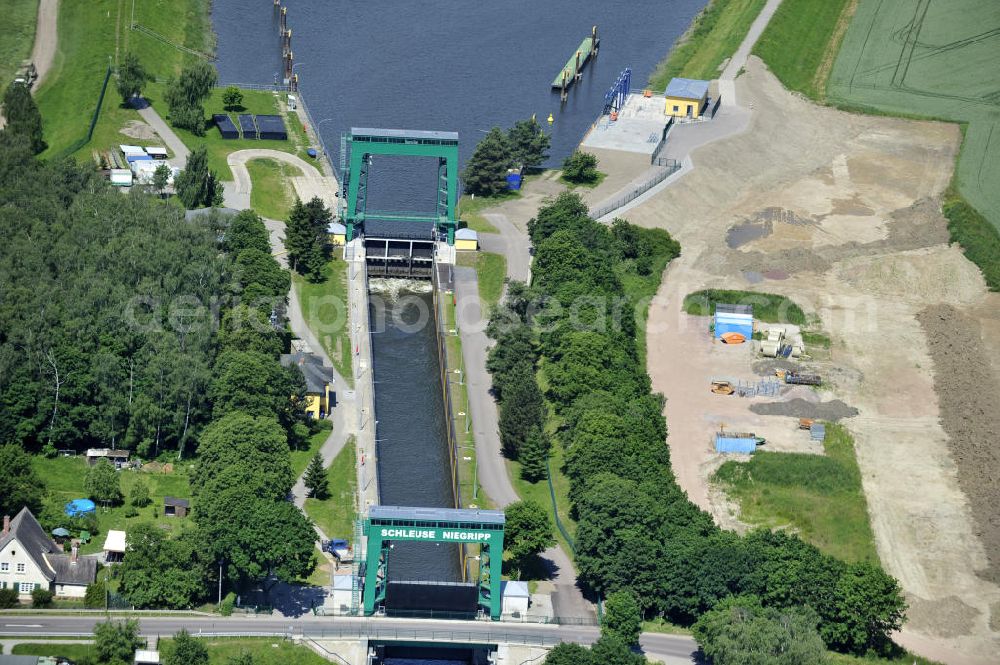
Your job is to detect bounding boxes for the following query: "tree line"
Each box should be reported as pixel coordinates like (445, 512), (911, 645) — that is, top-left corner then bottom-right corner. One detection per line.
(487, 192), (907, 659)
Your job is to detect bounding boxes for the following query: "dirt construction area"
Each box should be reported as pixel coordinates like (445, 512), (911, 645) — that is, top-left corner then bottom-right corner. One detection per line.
(624, 57), (1000, 664)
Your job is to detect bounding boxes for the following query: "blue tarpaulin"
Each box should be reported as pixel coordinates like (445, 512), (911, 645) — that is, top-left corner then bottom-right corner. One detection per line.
(65, 498), (96, 516)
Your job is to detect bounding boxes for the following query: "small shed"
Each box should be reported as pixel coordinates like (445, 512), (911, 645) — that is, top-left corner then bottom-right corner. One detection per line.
(213, 114), (239, 139)
(103, 529), (127, 562)
(715, 432), (758, 454)
(327, 221), (347, 246)
(134, 650), (161, 665)
(109, 169), (133, 187)
(145, 147), (168, 160)
(256, 114), (287, 141)
(86, 448), (130, 468)
(455, 227), (478, 251)
(665, 77), (710, 119)
(714, 304), (753, 343)
(237, 114), (257, 140)
(119, 144), (146, 158)
(163, 497), (189, 518)
(330, 574), (353, 613)
(501, 580), (529, 616)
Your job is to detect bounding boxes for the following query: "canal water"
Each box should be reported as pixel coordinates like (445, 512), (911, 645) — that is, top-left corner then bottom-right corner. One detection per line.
(213, 0), (708, 210)
(367, 285), (461, 584)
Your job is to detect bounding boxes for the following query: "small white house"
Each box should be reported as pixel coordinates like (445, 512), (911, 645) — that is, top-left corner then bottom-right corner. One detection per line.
(0, 508), (97, 599)
(134, 649), (161, 665)
(501, 580), (530, 617)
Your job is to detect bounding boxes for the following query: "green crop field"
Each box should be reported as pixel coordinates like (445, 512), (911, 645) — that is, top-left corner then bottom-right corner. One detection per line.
(827, 0), (1000, 229)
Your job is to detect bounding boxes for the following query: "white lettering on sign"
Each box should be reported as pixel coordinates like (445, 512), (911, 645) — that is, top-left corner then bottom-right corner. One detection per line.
(378, 528), (494, 542)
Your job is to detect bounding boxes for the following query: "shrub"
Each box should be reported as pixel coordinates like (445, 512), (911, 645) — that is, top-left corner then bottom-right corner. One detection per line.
(0, 587), (20, 608)
(561, 150), (599, 184)
(85, 580), (107, 609)
(31, 587), (54, 608)
(942, 186), (1000, 291)
(220, 591), (236, 616)
(682, 289), (806, 324)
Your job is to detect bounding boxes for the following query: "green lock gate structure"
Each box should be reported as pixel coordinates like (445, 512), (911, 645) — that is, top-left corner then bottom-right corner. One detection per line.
(362, 505), (505, 620)
(341, 128), (460, 245)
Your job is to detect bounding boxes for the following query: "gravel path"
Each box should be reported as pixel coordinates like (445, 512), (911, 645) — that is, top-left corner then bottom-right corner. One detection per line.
(0, 0), (58, 130)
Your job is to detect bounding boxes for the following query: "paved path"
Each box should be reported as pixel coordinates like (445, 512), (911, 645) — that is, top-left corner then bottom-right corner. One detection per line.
(0, 615), (698, 663)
(134, 99), (190, 168)
(225, 148), (339, 209)
(589, 0), (783, 221)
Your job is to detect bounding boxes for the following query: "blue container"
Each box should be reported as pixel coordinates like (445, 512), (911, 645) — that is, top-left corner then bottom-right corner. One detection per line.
(506, 173), (522, 190)
(65, 498), (96, 517)
(307, 148), (318, 158)
(715, 434), (757, 454)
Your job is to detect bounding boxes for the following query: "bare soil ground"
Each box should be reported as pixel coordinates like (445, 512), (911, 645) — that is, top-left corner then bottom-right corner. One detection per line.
(628, 57), (1000, 664)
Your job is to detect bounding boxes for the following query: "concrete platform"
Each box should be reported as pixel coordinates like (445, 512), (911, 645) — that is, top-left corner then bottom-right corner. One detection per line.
(581, 93), (669, 155)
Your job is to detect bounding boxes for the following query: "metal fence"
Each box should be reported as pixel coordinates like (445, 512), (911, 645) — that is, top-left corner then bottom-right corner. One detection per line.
(589, 158), (683, 220)
(649, 116), (675, 165)
(216, 81), (289, 92)
(59, 65), (112, 158)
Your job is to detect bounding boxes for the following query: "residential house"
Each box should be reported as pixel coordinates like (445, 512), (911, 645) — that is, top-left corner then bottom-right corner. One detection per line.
(0, 508), (97, 599)
(280, 350), (332, 419)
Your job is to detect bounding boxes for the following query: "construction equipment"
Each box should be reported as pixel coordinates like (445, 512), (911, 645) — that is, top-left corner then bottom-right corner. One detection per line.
(711, 380), (735, 395)
(785, 371), (822, 386)
(798, 418), (815, 430)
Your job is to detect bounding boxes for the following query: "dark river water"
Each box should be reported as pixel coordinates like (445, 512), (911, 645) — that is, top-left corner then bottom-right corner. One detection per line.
(211, 1), (704, 658)
(213, 0), (707, 210)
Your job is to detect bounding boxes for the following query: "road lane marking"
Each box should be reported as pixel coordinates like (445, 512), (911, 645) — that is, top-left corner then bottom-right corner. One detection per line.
(4, 624), (44, 627)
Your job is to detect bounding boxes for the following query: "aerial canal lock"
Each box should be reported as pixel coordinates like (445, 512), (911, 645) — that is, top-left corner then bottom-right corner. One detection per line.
(333, 127), (513, 623)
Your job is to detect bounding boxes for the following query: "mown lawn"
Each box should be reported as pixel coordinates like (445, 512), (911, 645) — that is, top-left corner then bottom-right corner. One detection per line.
(292, 257), (353, 386)
(0, 0), (38, 87)
(303, 436), (357, 540)
(713, 423), (879, 564)
(33, 455), (195, 555)
(248, 157), (302, 220)
(290, 420), (333, 480)
(15, 638), (334, 665)
(650, 0), (768, 88)
(752, 0), (853, 100)
(683, 288), (807, 325)
(456, 251), (507, 308)
(458, 193), (514, 234)
(441, 298), (483, 510)
(36, 0), (212, 158)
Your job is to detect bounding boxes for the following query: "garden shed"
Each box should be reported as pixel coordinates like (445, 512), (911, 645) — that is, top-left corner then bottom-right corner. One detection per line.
(163, 497), (189, 518)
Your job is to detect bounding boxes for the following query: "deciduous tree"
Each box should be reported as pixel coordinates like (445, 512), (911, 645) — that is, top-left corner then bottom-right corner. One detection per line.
(116, 52), (149, 104)
(166, 629), (209, 665)
(164, 61), (217, 135)
(543, 643), (593, 665)
(503, 500), (554, 574)
(191, 412), (293, 500)
(152, 163), (171, 197)
(226, 210), (272, 255)
(497, 362), (544, 458)
(561, 150), (599, 184)
(0, 444), (45, 516)
(222, 86), (244, 111)
(85, 458), (122, 506)
(119, 524), (210, 609)
(94, 619), (144, 665)
(602, 590), (642, 646)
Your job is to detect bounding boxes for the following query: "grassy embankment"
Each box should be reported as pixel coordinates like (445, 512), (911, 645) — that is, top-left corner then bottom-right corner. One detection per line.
(292, 258), (354, 387)
(14, 638), (332, 665)
(32, 456), (194, 556)
(682, 289), (807, 324)
(714, 423), (879, 564)
(456, 251), (507, 308)
(247, 157), (302, 220)
(752, 0), (854, 101)
(36, 0), (212, 157)
(290, 420), (333, 479)
(458, 194), (507, 234)
(304, 436), (357, 540)
(648, 0), (768, 89)
(0, 0), (38, 85)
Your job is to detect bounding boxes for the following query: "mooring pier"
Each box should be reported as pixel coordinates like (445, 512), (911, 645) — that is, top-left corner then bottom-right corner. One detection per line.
(552, 25), (599, 101)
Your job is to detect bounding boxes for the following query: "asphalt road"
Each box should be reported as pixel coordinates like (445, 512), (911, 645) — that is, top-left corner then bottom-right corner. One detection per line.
(0, 615), (697, 662)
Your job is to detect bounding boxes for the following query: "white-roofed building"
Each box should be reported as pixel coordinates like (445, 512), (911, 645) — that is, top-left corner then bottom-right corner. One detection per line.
(455, 227), (478, 251)
(103, 530), (127, 563)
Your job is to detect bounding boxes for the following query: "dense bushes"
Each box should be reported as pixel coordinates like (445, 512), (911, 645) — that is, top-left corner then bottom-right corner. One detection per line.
(683, 288), (807, 324)
(943, 186), (1000, 291)
(487, 192), (906, 656)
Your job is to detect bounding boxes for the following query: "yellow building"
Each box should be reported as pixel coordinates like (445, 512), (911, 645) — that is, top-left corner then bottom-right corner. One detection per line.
(664, 77), (710, 119)
(455, 227), (479, 251)
(281, 351), (332, 418)
(328, 221), (347, 246)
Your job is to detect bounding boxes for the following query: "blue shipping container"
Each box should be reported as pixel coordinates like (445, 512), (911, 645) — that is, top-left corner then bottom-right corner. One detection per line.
(506, 173), (522, 190)
(715, 434), (757, 454)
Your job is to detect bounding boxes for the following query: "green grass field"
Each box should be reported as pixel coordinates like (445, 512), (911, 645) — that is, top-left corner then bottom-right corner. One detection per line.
(456, 251), (507, 307)
(303, 436), (357, 540)
(441, 298), (484, 510)
(248, 157), (302, 220)
(14, 638), (332, 665)
(35, 0), (211, 157)
(649, 0), (768, 89)
(290, 420), (333, 479)
(713, 423), (879, 564)
(292, 258), (353, 387)
(33, 455), (194, 555)
(682, 289), (807, 325)
(0, 0), (38, 87)
(827, 0), (1000, 232)
(753, 0), (854, 100)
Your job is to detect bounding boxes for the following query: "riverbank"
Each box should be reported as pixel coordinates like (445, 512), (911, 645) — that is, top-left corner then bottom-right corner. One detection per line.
(648, 0), (768, 89)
